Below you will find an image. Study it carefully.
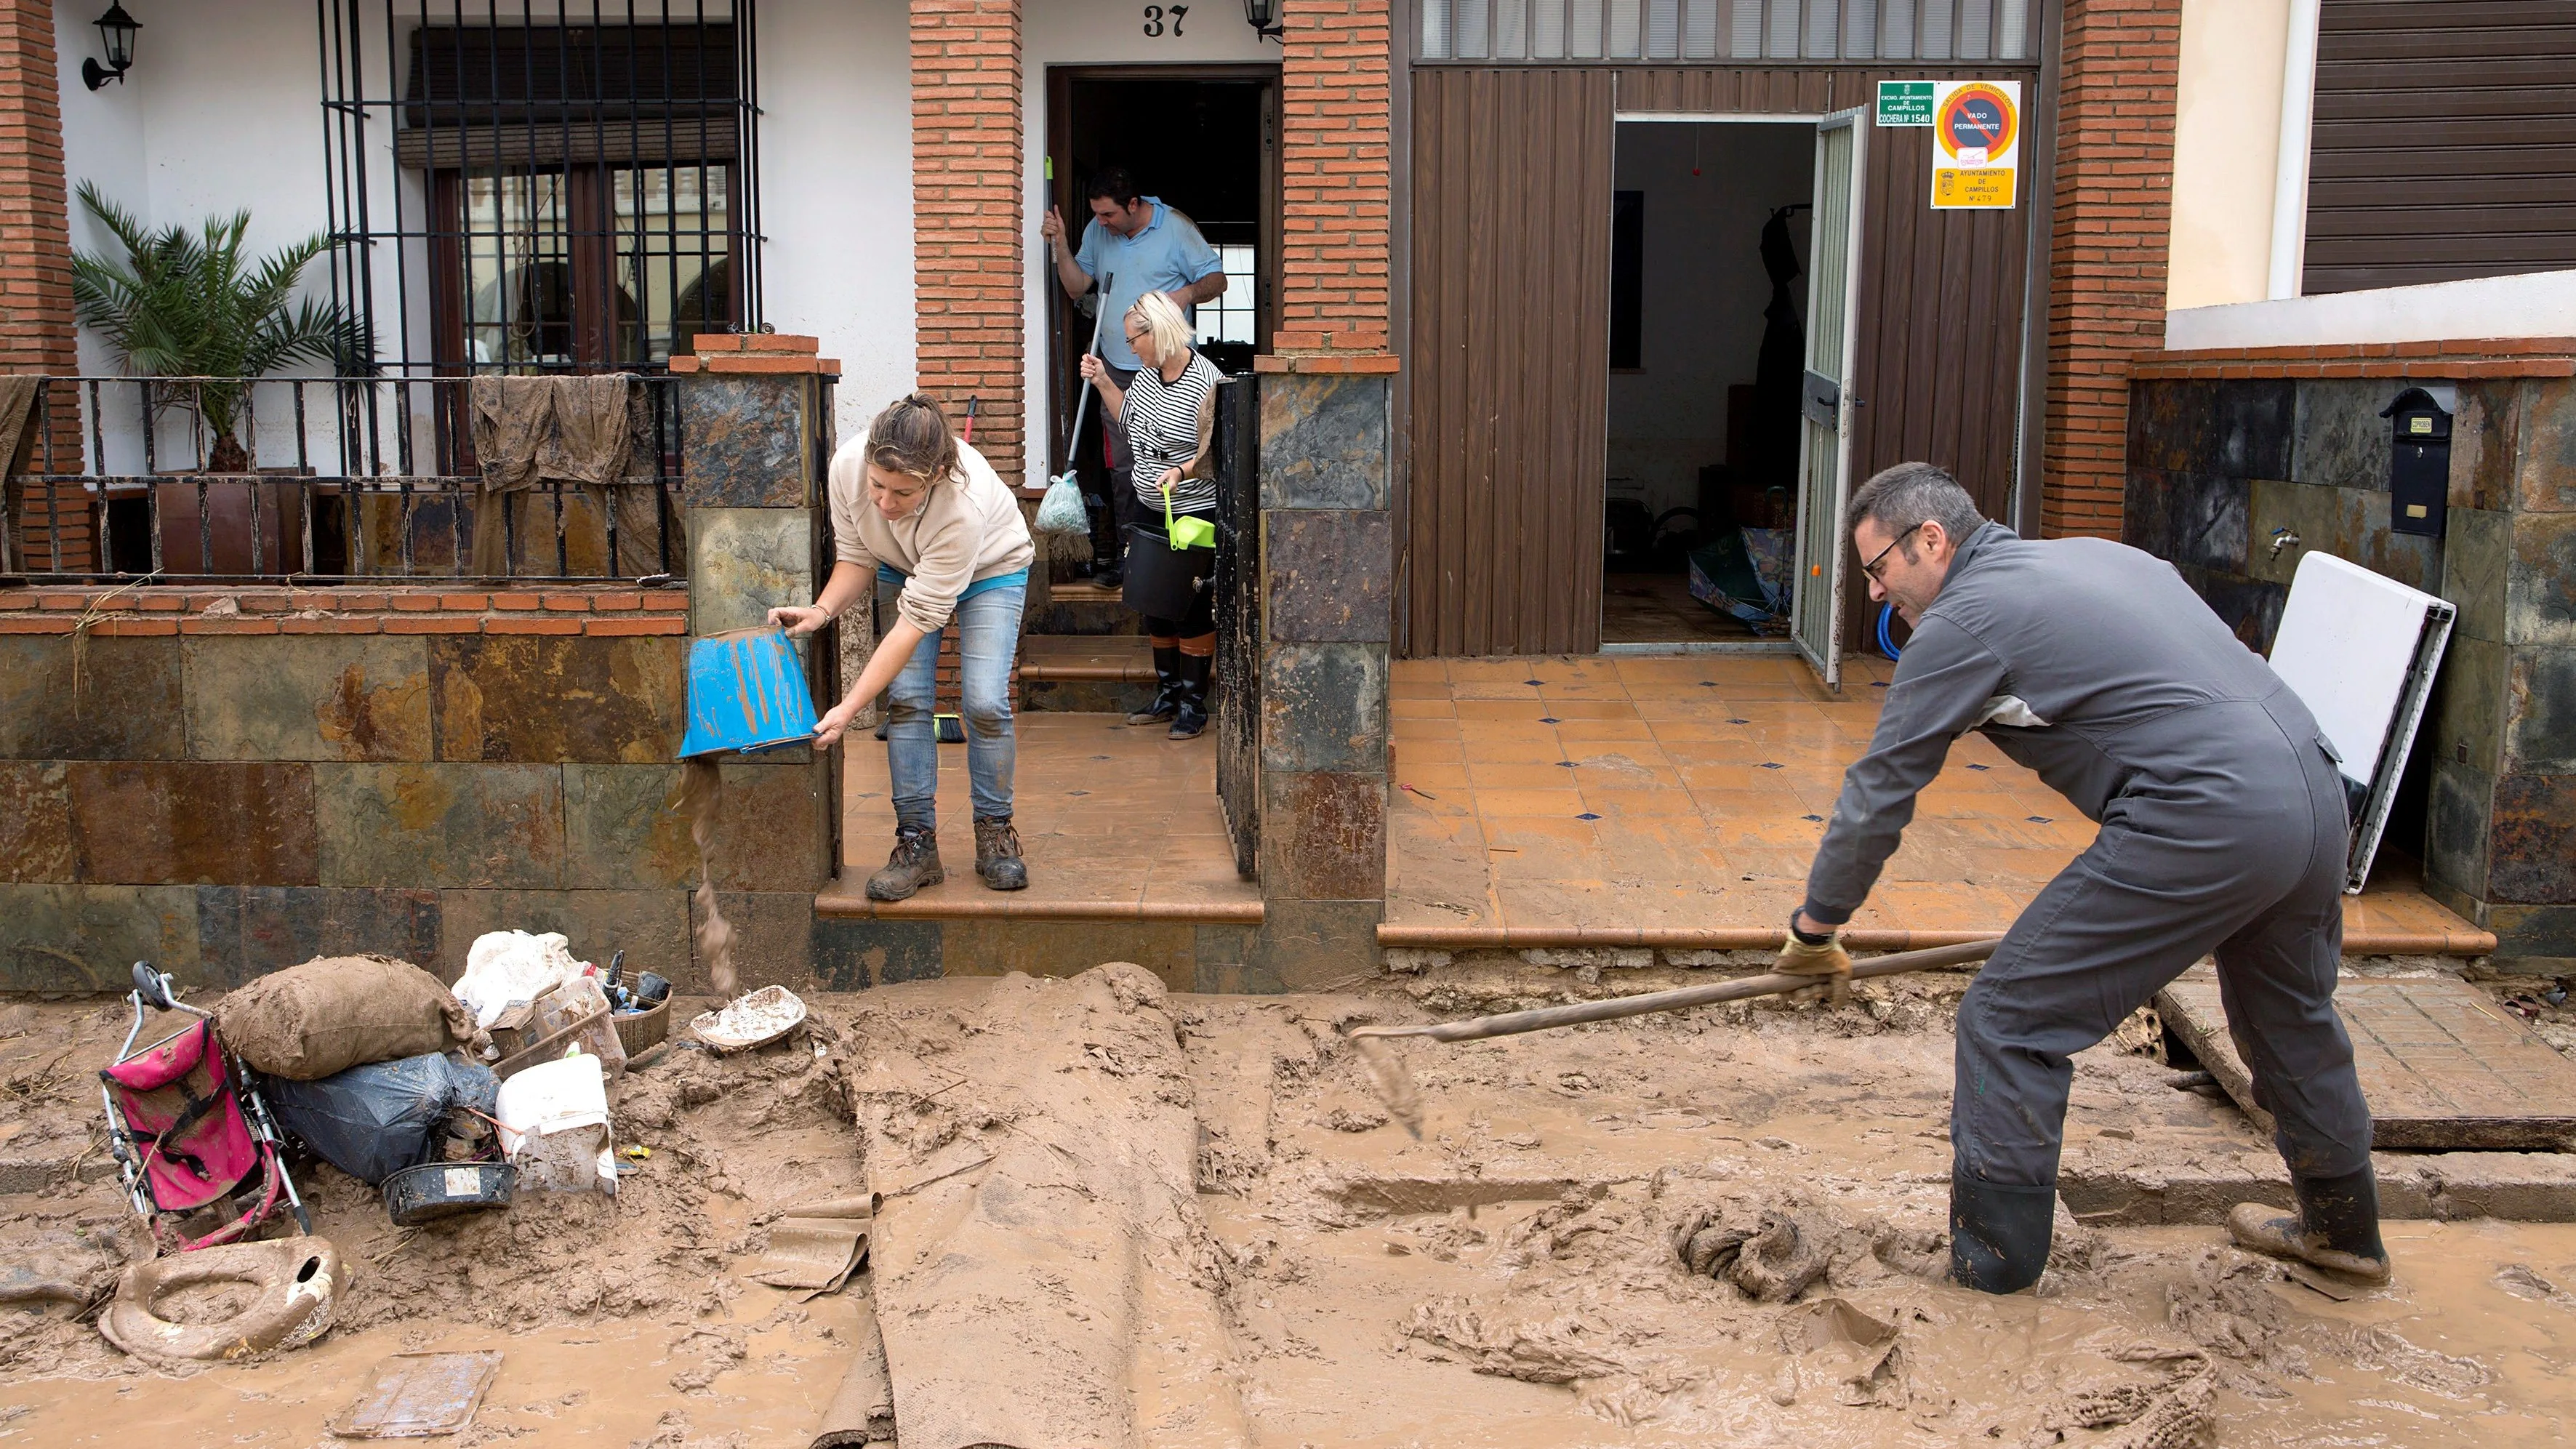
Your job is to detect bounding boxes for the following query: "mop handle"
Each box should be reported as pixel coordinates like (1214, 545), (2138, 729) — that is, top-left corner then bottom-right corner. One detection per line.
(1062, 271), (1115, 470)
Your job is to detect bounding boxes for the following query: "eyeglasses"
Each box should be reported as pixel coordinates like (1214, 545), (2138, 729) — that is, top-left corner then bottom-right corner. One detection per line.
(1861, 522), (1923, 584)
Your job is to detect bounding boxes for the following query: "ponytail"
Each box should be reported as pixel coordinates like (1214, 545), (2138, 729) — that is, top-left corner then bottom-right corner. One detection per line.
(866, 393), (960, 485)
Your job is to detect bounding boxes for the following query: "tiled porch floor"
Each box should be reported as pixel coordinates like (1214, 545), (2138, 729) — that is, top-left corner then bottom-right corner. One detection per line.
(1387, 654), (2492, 953)
(824, 713), (1258, 922)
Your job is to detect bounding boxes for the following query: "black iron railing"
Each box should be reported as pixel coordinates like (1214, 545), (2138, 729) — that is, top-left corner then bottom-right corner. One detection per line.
(320, 1), (761, 377)
(1213, 376), (1261, 880)
(1, 374), (685, 583)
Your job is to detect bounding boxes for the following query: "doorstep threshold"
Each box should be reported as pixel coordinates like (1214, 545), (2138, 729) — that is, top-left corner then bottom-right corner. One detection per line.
(1597, 640), (1800, 656)
(816, 884), (1261, 926)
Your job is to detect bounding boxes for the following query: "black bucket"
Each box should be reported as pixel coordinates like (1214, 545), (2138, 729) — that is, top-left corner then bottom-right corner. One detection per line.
(382, 1160), (515, 1227)
(1120, 525), (1214, 621)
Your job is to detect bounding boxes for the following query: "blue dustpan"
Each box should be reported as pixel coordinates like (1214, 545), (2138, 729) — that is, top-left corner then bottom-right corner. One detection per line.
(678, 627), (821, 758)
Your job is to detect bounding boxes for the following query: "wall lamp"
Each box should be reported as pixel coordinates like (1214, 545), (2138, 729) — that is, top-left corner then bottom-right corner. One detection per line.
(1243, 0), (1284, 41)
(83, 4), (141, 91)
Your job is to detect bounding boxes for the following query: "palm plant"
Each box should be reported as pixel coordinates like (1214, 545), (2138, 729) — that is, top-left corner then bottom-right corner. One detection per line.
(70, 181), (358, 473)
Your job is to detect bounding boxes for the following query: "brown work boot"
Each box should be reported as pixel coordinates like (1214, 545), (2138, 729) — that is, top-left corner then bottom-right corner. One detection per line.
(2227, 1203), (2391, 1285)
(2226, 1167), (2391, 1285)
(864, 825), (944, 902)
(973, 816), (1028, 891)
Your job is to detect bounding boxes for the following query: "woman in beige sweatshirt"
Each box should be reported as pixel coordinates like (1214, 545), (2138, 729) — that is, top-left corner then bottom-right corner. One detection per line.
(769, 395), (1036, 900)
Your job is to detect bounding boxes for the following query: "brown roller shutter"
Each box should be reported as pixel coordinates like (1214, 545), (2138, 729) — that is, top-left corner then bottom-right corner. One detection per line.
(2305, 1), (2576, 294)
(1407, 69), (1616, 658)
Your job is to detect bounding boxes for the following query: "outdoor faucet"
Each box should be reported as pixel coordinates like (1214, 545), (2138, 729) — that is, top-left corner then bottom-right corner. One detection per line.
(2268, 528), (2301, 561)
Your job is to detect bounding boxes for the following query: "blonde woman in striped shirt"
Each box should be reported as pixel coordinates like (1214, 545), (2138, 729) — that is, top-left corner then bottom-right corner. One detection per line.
(1080, 291), (1226, 739)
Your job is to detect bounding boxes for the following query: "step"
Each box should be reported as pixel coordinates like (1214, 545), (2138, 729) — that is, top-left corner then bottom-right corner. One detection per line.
(1018, 634), (1158, 713)
(1030, 579), (1140, 636)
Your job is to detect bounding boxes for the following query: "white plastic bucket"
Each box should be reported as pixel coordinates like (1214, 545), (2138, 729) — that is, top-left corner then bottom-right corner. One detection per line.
(493, 1053), (615, 1195)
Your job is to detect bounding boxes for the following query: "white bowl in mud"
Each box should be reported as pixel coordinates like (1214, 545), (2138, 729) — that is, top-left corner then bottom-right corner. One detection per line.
(690, 985), (808, 1052)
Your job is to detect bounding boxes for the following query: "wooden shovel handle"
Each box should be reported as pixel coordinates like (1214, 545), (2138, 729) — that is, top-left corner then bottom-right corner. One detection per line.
(1348, 938), (2002, 1045)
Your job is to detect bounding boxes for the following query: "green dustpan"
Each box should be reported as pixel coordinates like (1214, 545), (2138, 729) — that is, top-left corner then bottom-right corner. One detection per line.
(1160, 483), (1216, 550)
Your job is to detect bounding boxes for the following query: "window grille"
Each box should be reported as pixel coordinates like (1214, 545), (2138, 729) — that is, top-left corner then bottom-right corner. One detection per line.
(1418, 0), (2033, 62)
(320, 1), (761, 380)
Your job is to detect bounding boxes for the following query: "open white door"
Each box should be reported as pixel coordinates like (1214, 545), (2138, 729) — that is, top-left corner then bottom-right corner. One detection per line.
(1789, 107), (1868, 689)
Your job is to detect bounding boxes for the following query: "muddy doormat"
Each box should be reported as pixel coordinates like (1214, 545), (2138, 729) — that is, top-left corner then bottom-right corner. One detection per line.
(2158, 968), (2576, 1149)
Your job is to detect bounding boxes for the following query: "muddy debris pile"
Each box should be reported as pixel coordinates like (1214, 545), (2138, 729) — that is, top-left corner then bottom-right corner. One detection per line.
(0, 998), (863, 1381)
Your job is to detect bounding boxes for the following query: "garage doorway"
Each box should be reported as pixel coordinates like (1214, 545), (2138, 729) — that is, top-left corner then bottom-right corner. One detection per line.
(1042, 65), (1280, 490)
(1602, 118), (1818, 650)
(1601, 109), (1869, 688)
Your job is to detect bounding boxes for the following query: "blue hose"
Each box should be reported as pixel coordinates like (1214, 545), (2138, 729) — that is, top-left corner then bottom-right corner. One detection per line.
(1877, 603), (1903, 661)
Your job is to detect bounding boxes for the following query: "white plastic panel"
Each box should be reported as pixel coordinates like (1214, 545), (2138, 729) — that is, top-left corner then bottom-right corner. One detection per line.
(2268, 550), (2456, 891)
(2269, 552), (2435, 784)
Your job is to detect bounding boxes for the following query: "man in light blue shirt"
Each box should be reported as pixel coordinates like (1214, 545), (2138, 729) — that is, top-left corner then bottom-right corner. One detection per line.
(1042, 166), (1227, 370)
(1040, 166), (1226, 582)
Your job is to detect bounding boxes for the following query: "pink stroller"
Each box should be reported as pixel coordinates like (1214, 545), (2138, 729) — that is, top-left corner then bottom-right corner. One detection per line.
(100, 963), (310, 1253)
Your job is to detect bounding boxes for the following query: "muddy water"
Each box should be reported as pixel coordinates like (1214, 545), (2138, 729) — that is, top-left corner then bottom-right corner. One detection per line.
(1185, 994), (2576, 1448)
(1208, 1187), (2576, 1448)
(8, 986), (2576, 1445)
(2, 1293), (862, 1445)
(677, 759), (738, 997)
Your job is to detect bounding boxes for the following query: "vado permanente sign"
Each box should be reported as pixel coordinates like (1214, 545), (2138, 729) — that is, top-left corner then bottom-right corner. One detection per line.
(1929, 79), (2020, 209)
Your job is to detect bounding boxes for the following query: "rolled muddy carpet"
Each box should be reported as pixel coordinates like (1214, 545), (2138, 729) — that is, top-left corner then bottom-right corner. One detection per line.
(849, 963), (1255, 1449)
(809, 1284), (897, 1447)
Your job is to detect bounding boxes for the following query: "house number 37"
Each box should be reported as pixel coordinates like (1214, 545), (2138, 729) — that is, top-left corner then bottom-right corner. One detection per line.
(1143, 4), (1187, 35)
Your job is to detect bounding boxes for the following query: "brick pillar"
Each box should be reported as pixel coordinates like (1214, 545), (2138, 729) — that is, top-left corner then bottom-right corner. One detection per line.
(1275, 0), (1393, 357)
(0, 0), (87, 571)
(1232, 0), (1402, 989)
(2040, 0), (2183, 539)
(910, 0), (1024, 483)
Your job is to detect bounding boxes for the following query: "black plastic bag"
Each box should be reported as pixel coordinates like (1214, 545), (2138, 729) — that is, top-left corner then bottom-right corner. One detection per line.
(262, 1053), (499, 1186)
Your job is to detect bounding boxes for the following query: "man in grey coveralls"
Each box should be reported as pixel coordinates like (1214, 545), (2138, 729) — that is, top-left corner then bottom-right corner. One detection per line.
(1773, 462), (2391, 1293)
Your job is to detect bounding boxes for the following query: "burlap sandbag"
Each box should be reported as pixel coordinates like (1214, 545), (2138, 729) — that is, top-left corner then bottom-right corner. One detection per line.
(217, 955), (478, 1081)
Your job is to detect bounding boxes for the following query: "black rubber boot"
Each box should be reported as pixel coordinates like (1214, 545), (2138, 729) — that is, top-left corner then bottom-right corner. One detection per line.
(973, 816), (1029, 891)
(1127, 646), (1182, 726)
(1168, 653), (1211, 739)
(2228, 1166), (2391, 1285)
(864, 825), (944, 902)
(1949, 1179), (2058, 1294)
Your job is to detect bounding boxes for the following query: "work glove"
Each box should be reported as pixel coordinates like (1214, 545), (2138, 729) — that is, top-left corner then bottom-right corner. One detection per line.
(1775, 927), (1851, 1008)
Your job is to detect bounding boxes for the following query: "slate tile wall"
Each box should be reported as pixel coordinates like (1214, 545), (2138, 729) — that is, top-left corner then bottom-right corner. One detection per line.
(1246, 372), (1395, 989)
(0, 370), (843, 993)
(2127, 372), (2576, 966)
(0, 593), (705, 990)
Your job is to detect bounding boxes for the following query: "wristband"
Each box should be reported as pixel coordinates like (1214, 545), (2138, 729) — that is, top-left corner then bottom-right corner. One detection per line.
(1788, 910), (1835, 947)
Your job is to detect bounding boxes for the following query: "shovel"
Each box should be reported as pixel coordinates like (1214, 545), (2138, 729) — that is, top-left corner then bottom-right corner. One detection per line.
(1347, 937), (2002, 1138)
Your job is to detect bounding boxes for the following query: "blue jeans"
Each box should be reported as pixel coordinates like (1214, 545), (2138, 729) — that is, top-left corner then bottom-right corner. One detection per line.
(881, 580), (1025, 832)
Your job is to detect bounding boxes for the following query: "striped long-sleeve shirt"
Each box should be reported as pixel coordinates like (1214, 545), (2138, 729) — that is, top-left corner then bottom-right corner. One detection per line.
(1121, 350), (1224, 516)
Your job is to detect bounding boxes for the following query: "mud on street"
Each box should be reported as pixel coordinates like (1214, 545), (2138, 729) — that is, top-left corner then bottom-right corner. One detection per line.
(2, 963), (2573, 1447)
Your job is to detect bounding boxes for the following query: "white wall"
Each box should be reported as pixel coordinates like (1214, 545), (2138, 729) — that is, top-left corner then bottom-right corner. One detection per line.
(2166, 270), (2576, 350)
(55, 1), (353, 473)
(1606, 119), (1813, 520)
(2164, 0), (2293, 310)
(55, 0), (335, 381)
(1020, 0), (1276, 486)
(756, 0), (915, 445)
